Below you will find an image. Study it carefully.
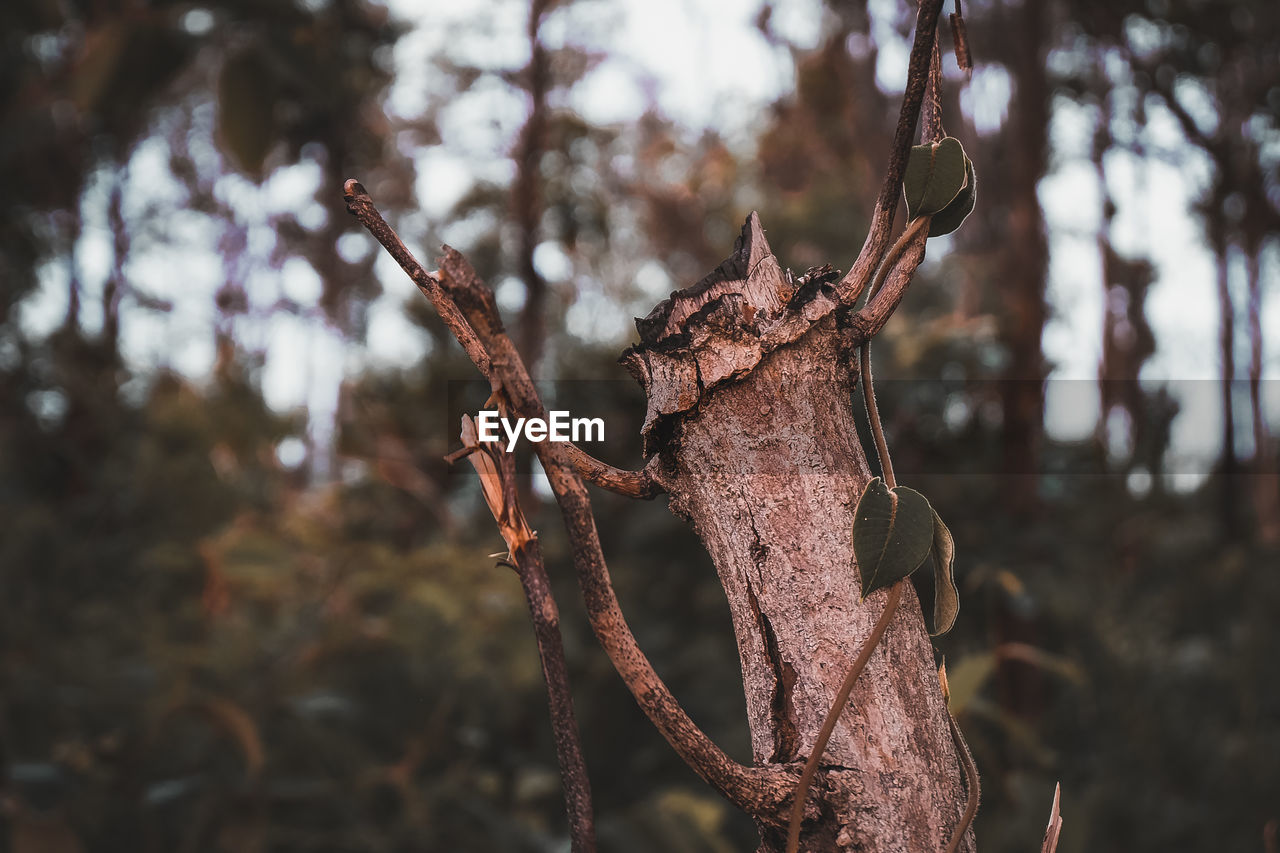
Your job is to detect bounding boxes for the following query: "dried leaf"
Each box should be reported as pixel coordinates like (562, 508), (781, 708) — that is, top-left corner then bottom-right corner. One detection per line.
(929, 509), (960, 635)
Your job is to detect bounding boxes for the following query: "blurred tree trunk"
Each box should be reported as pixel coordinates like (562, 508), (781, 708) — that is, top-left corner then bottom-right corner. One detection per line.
(1244, 238), (1279, 543)
(103, 179), (126, 368)
(624, 215), (973, 852)
(513, 0), (551, 375)
(992, 0), (1049, 512)
(1209, 211), (1239, 533)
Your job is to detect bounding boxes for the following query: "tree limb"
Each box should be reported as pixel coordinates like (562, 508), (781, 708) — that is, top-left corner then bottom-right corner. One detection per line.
(343, 180), (789, 816)
(560, 441), (663, 499)
(837, 0), (945, 306)
(456, 415), (596, 851)
(342, 179), (661, 500)
(435, 247), (794, 817)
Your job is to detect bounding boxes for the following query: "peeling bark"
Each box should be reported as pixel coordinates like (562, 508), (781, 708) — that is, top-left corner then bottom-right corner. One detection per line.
(625, 214), (972, 851)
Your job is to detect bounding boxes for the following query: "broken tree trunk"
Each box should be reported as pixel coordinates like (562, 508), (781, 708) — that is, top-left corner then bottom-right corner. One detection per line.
(623, 213), (973, 852)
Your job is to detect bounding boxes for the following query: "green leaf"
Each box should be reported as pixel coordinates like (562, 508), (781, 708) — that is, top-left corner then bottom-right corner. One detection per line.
(902, 143), (936, 219)
(903, 136), (970, 221)
(928, 153), (977, 237)
(851, 477), (935, 598)
(928, 509), (960, 636)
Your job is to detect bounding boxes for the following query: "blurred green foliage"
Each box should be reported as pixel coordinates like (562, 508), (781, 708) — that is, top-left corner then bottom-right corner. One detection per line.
(1, 0), (1279, 851)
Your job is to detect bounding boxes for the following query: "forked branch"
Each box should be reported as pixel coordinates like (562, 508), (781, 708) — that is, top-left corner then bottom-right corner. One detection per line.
(343, 181), (660, 500)
(454, 415), (596, 851)
(837, 0), (946, 306)
(343, 183), (791, 817)
(433, 247), (794, 816)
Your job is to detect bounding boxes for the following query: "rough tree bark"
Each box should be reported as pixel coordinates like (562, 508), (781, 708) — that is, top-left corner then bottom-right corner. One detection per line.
(623, 215), (972, 852)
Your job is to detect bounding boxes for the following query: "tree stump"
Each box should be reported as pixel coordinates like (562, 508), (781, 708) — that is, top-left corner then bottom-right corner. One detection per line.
(623, 213), (973, 852)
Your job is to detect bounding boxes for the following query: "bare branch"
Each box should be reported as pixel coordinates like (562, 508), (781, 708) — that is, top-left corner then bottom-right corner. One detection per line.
(344, 181), (787, 815)
(434, 247), (794, 818)
(457, 416), (596, 852)
(837, 0), (945, 305)
(343, 180), (493, 378)
(560, 442), (662, 499)
(342, 179), (662, 499)
(847, 218), (930, 345)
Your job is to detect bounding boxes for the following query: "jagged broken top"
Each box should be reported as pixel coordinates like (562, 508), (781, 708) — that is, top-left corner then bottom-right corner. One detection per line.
(622, 212), (842, 453)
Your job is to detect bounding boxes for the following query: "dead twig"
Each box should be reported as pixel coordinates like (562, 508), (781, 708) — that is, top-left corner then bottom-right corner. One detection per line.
(434, 247), (794, 817)
(454, 415), (595, 852)
(344, 182), (789, 816)
(342, 180), (661, 500)
(1040, 783), (1063, 853)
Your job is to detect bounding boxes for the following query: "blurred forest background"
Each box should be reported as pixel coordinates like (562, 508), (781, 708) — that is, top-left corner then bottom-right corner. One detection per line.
(1, 0), (1278, 851)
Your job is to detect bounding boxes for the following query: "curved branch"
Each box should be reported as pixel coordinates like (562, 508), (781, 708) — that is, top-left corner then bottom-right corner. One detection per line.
(344, 180), (785, 814)
(434, 247), (792, 816)
(846, 217), (930, 345)
(837, 0), (944, 306)
(560, 442), (663, 499)
(342, 180), (662, 500)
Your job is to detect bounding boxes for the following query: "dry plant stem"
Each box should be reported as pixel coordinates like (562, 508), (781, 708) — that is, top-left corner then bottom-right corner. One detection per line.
(342, 180), (660, 501)
(837, 0), (944, 305)
(510, 536), (596, 852)
(859, 214), (930, 491)
(433, 247), (791, 815)
(344, 186), (759, 807)
(1040, 783), (1063, 853)
(459, 432), (596, 851)
(343, 180), (492, 376)
(944, 711), (980, 853)
(561, 441), (662, 499)
(785, 583), (904, 853)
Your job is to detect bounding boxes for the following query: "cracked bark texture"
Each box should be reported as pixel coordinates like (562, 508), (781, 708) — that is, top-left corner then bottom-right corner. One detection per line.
(623, 213), (973, 852)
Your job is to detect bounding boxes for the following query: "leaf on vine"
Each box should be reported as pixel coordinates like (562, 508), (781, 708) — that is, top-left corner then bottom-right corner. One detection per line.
(929, 509), (960, 636)
(928, 153), (977, 237)
(852, 477), (935, 598)
(903, 136), (969, 221)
